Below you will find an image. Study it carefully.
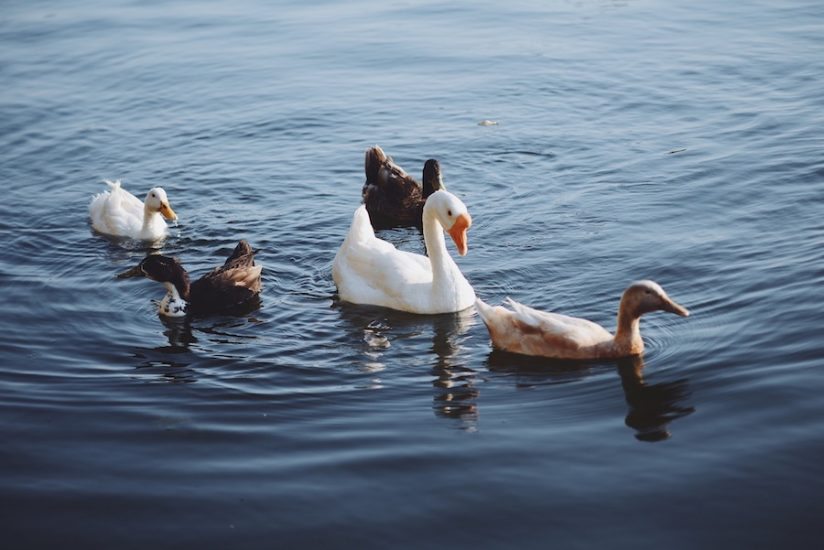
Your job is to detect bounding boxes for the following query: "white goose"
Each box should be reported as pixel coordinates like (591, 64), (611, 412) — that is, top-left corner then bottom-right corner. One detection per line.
(332, 189), (475, 314)
(475, 280), (689, 360)
(89, 179), (177, 241)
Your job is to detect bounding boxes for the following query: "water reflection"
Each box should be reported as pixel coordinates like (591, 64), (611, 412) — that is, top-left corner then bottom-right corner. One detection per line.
(334, 307), (394, 388)
(128, 318), (196, 383)
(131, 351), (196, 384)
(361, 318), (391, 380)
(429, 309), (479, 431)
(130, 313), (264, 384)
(486, 352), (695, 442)
(616, 357), (695, 442)
(336, 304), (479, 429)
(160, 316), (197, 350)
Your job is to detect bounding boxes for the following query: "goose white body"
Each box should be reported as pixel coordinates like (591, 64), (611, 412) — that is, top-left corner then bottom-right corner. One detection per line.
(333, 190), (475, 314)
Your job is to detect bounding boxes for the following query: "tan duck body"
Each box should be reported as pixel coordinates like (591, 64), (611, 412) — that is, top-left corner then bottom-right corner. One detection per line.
(475, 281), (689, 360)
(361, 145), (445, 230)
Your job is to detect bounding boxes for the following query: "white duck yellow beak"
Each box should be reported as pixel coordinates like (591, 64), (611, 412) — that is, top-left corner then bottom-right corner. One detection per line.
(159, 202), (177, 221)
(448, 213), (472, 256)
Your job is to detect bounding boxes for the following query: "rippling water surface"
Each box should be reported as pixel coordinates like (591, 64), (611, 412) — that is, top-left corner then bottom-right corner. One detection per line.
(2, 0), (823, 547)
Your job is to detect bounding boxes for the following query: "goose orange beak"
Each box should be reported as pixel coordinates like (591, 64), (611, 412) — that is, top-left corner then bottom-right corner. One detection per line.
(159, 202), (177, 221)
(448, 213), (472, 256)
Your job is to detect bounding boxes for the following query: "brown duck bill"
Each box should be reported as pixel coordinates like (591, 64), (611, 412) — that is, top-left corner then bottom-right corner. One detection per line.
(662, 297), (690, 317)
(116, 265), (144, 279)
(448, 213), (471, 256)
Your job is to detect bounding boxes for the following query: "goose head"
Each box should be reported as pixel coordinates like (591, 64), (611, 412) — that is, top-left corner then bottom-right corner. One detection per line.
(424, 190), (472, 256)
(144, 187), (177, 221)
(118, 255), (191, 317)
(620, 280), (689, 319)
(422, 159), (445, 197)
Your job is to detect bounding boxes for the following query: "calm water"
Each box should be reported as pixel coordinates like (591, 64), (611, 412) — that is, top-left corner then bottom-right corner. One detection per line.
(2, 0), (823, 547)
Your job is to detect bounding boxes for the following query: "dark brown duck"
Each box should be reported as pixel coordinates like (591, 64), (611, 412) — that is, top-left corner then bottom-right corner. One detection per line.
(117, 240), (262, 317)
(361, 145), (446, 230)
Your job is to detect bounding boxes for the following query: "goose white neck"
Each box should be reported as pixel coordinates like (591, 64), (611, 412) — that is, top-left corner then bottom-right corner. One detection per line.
(422, 206), (465, 306)
(159, 282), (188, 318)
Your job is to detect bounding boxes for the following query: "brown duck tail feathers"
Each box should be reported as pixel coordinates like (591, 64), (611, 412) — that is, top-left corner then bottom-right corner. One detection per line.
(223, 240), (256, 268)
(364, 145), (388, 182)
(230, 265), (263, 293)
(364, 145), (410, 186)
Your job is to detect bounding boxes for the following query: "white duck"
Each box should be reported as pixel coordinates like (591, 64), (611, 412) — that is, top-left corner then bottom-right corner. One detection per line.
(89, 179), (177, 241)
(332, 189), (475, 314)
(475, 280), (689, 360)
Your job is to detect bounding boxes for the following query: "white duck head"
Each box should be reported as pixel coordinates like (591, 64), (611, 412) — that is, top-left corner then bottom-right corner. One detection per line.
(143, 187), (177, 222)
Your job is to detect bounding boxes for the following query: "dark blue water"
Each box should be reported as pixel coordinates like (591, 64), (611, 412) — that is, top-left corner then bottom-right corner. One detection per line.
(2, 0), (823, 547)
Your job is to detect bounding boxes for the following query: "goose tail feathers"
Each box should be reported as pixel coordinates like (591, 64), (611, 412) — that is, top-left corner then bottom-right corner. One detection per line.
(349, 204), (375, 243)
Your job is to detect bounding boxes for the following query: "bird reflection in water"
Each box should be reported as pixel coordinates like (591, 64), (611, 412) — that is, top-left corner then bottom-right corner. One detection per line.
(616, 356), (695, 442)
(160, 315), (197, 350)
(132, 312), (264, 384)
(132, 316), (197, 383)
(430, 309), (479, 431)
(486, 351), (694, 441)
(334, 305), (394, 389)
(361, 318), (390, 389)
(336, 303), (479, 427)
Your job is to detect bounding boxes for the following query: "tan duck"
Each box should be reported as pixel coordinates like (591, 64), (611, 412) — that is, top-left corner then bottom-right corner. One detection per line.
(361, 145), (445, 230)
(475, 280), (689, 360)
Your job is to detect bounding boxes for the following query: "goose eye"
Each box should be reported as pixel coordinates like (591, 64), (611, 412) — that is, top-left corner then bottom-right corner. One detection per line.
(447, 210), (452, 217)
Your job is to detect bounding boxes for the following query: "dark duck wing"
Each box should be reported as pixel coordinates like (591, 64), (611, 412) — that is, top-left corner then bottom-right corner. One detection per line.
(361, 145), (445, 229)
(189, 240), (263, 314)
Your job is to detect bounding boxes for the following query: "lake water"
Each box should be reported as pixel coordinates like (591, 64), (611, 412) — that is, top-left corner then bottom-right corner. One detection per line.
(2, 0), (823, 547)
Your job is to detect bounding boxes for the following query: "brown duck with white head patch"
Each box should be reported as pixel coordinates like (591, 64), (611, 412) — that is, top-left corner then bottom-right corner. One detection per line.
(117, 240), (262, 318)
(475, 280), (689, 360)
